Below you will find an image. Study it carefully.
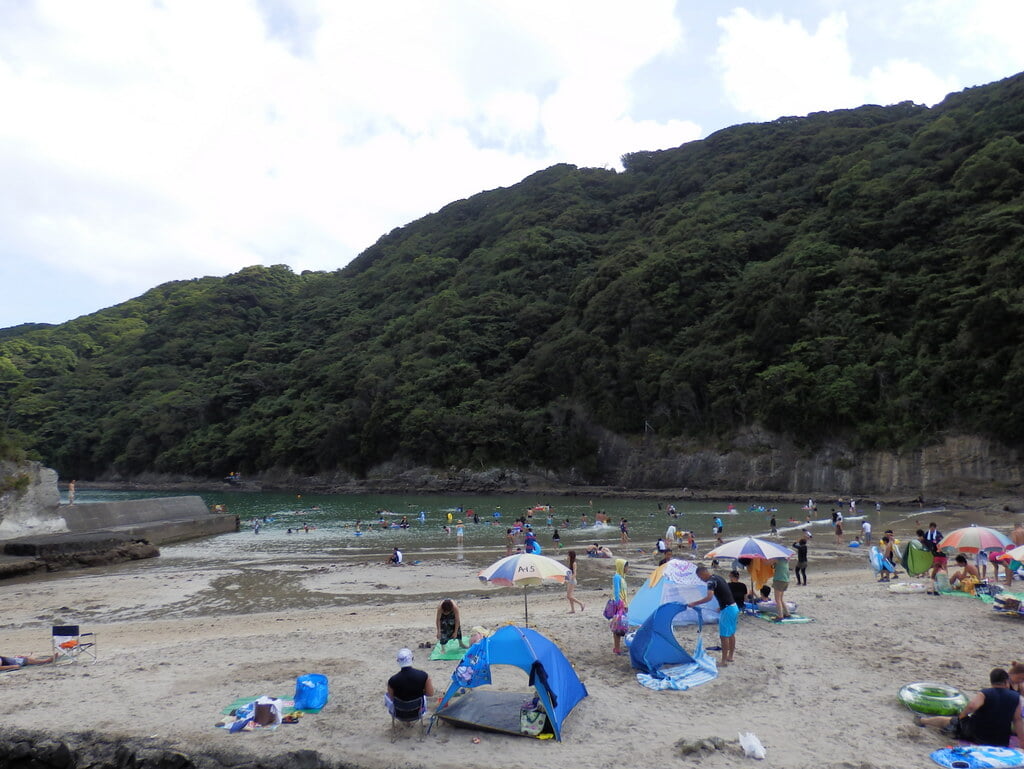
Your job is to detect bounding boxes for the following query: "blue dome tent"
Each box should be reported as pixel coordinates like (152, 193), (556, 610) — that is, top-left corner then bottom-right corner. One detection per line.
(433, 625), (587, 741)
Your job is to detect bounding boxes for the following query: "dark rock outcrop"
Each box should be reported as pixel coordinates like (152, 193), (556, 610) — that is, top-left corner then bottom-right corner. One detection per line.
(0, 729), (356, 769)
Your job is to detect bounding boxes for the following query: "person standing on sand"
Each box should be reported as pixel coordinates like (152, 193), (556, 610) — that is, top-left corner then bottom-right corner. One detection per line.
(455, 520), (464, 546)
(566, 551), (585, 613)
(690, 563), (738, 665)
(610, 559), (629, 655)
(771, 556), (791, 620)
(834, 519), (844, 546)
(620, 518), (630, 544)
(792, 538), (808, 585)
(1013, 523), (1024, 549)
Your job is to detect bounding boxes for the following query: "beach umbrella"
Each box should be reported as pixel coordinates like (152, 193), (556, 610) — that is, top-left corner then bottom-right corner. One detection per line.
(704, 536), (795, 561)
(478, 553), (571, 627)
(937, 525), (1013, 553)
(1002, 544), (1024, 562)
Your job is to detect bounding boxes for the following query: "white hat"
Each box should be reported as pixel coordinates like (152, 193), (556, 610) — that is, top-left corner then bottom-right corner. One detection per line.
(397, 648), (414, 667)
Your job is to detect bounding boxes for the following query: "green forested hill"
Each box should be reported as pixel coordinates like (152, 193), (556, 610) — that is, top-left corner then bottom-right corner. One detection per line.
(3, 73), (1024, 481)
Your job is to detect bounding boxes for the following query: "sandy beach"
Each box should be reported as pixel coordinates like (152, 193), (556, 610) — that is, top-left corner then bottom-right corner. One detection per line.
(2, 510), (1024, 769)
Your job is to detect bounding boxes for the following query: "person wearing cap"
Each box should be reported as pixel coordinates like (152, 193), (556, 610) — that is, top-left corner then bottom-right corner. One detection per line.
(386, 648), (435, 717)
(689, 563), (739, 665)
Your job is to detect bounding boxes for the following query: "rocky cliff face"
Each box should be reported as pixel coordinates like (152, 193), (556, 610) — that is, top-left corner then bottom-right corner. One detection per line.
(0, 460), (65, 537)
(595, 429), (1023, 497)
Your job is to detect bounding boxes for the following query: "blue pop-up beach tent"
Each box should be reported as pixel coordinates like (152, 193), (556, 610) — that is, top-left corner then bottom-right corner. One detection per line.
(434, 625), (587, 741)
(629, 602), (718, 690)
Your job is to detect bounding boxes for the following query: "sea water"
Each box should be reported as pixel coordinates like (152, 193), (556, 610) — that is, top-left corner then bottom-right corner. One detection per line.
(71, 488), (915, 564)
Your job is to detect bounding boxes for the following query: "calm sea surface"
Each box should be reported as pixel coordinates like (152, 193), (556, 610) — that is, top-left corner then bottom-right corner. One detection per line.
(69, 488), (918, 566)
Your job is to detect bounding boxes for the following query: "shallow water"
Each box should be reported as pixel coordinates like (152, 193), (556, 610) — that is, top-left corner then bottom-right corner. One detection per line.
(73, 487), (921, 563)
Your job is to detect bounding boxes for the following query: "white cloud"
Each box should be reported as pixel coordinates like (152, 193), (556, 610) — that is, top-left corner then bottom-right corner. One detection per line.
(0, 0), (695, 324)
(715, 8), (957, 120)
(904, 0), (1024, 76)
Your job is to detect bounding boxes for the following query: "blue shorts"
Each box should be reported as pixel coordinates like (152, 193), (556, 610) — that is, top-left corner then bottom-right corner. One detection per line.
(718, 603), (740, 638)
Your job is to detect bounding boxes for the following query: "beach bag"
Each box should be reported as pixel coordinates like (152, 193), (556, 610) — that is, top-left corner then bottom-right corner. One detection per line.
(603, 598), (620, 619)
(293, 674), (329, 710)
(610, 606), (629, 635)
(520, 698), (547, 736)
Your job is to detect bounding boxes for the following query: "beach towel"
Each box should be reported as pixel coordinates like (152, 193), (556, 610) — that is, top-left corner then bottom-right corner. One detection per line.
(221, 693), (325, 716)
(936, 583), (997, 604)
(430, 637), (471, 660)
(635, 637), (718, 691)
(748, 559), (774, 591)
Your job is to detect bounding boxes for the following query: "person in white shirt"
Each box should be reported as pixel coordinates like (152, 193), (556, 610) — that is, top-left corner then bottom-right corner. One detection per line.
(861, 520), (872, 546)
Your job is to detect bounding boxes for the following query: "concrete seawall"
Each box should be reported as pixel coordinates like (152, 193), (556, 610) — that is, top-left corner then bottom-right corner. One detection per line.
(60, 495), (237, 543)
(0, 496), (238, 579)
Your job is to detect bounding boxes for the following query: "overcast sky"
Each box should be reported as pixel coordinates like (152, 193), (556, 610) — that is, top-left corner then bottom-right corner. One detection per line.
(2, 0), (1023, 328)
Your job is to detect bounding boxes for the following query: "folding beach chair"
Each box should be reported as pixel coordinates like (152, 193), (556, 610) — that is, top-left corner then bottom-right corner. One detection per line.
(388, 695), (427, 742)
(52, 625), (97, 664)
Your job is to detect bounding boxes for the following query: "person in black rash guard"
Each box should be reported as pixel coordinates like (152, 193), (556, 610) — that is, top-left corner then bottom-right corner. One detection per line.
(792, 538), (809, 585)
(386, 648), (434, 717)
(918, 668), (1023, 746)
(727, 570), (748, 606)
(690, 563), (739, 665)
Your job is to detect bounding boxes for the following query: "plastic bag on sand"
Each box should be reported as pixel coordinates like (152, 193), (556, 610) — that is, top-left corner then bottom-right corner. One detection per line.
(738, 731), (766, 759)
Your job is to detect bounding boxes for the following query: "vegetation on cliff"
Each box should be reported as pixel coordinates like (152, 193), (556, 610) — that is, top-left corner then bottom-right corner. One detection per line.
(2, 72), (1023, 481)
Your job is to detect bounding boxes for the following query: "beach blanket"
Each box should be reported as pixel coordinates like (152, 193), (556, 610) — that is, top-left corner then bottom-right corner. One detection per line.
(752, 612), (814, 624)
(636, 656), (718, 691)
(221, 694), (324, 716)
(430, 637), (471, 660)
(936, 586), (997, 604)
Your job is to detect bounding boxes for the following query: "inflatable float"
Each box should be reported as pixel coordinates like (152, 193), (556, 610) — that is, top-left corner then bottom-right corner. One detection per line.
(870, 545), (895, 573)
(930, 746), (1024, 768)
(898, 682), (969, 715)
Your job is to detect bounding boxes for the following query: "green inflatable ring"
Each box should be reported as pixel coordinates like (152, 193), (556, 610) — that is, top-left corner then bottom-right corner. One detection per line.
(898, 682), (969, 715)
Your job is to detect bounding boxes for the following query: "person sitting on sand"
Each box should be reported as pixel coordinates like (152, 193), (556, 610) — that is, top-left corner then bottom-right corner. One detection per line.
(950, 554), (981, 592)
(435, 598), (466, 648)
(0, 654), (55, 671)
(917, 668), (1022, 747)
(468, 626), (489, 645)
(727, 570), (748, 606)
(387, 547), (403, 566)
(587, 543), (612, 558)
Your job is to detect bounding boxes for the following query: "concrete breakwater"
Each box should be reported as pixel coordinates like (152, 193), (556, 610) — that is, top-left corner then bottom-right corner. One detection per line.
(0, 494), (238, 580)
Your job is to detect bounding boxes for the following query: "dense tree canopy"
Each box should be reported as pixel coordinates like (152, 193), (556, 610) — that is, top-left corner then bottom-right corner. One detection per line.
(3, 73), (1024, 480)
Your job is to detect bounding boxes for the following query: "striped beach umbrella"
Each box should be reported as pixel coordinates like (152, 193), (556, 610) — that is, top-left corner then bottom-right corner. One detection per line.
(704, 536), (795, 561)
(937, 526), (1012, 553)
(478, 553), (571, 626)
